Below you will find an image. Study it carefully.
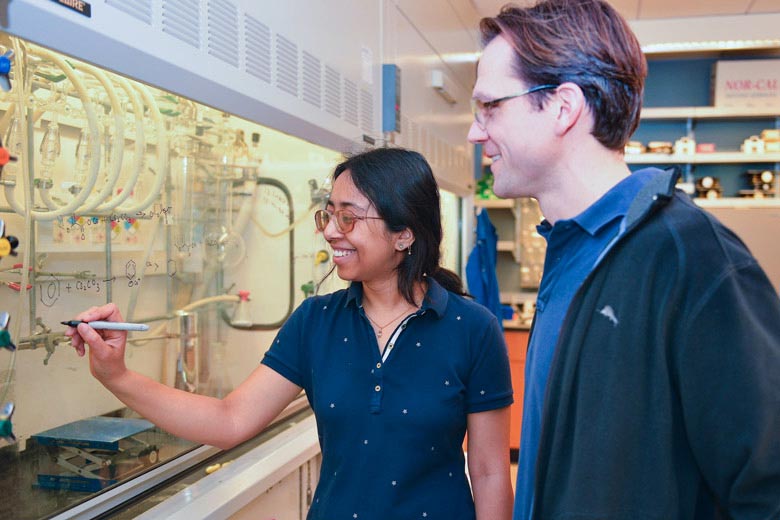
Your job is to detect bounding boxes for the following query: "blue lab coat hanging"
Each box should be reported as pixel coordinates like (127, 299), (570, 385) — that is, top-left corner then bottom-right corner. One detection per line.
(466, 209), (503, 329)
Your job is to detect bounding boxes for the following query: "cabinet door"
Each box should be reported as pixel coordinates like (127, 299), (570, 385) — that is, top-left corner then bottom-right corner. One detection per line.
(505, 330), (529, 452)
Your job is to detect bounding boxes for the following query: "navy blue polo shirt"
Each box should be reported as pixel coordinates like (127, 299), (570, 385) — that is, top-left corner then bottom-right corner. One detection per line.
(262, 278), (513, 520)
(514, 168), (658, 520)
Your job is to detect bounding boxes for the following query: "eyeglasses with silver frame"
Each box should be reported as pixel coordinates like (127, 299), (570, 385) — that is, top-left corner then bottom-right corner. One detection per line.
(471, 84), (558, 126)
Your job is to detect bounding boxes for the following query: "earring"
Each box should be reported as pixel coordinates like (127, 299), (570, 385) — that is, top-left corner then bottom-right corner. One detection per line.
(407, 244), (412, 256)
(397, 243), (405, 252)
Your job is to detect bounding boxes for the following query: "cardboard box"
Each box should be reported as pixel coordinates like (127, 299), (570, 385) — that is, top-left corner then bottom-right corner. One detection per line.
(765, 141), (780, 152)
(741, 135), (765, 154)
(674, 136), (696, 155)
(712, 60), (780, 108)
(761, 129), (780, 141)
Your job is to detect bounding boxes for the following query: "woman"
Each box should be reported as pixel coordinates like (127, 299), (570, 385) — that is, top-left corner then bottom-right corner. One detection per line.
(67, 147), (514, 519)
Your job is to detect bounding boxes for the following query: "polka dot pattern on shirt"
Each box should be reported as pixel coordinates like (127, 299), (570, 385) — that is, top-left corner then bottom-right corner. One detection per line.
(260, 279), (513, 519)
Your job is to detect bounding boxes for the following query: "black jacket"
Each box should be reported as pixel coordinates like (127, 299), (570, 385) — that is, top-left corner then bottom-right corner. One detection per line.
(533, 169), (780, 520)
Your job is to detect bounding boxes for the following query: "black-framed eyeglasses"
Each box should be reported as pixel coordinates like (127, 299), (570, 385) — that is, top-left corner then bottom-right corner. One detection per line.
(314, 209), (383, 233)
(471, 84), (558, 126)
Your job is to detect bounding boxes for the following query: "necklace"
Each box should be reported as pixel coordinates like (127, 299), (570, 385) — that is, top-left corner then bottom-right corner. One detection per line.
(364, 305), (418, 338)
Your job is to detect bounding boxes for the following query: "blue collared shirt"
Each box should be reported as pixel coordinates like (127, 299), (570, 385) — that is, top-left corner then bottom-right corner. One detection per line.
(514, 169), (658, 520)
(262, 278), (513, 520)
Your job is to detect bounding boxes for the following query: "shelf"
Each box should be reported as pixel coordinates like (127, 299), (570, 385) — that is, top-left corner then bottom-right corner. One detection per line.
(694, 197), (780, 208)
(499, 291), (537, 305)
(475, 199), (521, 262)
(496, 240), (515, 252)
(503, 318), (531, 330)
(641, 106), (780, 120)
(626, 152), (780, 164)
(474, 198), (514, 209)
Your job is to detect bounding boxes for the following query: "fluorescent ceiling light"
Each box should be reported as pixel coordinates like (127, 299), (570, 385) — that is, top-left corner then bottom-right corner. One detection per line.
(642, 39), (780, 54)
(440, 51), (481, 64)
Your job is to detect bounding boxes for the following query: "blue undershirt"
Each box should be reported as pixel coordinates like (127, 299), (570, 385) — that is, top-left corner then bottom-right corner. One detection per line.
(514, 169), (658, 520)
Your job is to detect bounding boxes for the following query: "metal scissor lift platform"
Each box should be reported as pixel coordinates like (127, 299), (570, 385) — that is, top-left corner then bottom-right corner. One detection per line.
(32, 416), (158, 492)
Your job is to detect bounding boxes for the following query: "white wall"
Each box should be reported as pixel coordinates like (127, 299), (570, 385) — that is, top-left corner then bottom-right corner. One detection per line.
(382, 0), (480, 196)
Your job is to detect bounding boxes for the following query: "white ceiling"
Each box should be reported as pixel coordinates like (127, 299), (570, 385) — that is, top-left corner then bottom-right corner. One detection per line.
(469, 0), (780, 20)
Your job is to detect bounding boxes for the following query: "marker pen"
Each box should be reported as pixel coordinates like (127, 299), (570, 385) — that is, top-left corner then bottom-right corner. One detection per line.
(61, 320), (150, 332)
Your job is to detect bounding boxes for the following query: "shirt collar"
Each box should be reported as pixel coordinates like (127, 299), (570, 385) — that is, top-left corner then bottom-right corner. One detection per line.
(540, 170), (656, 237)
(345, 277), (448, 317)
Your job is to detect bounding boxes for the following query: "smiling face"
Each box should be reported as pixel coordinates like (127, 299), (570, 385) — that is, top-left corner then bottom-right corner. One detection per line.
(322, 170), (406, 285)
(467, 35), (557, 199)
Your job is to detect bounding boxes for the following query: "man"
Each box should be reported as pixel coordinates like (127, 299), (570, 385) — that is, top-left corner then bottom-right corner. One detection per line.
(467, 1), (780, 519)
